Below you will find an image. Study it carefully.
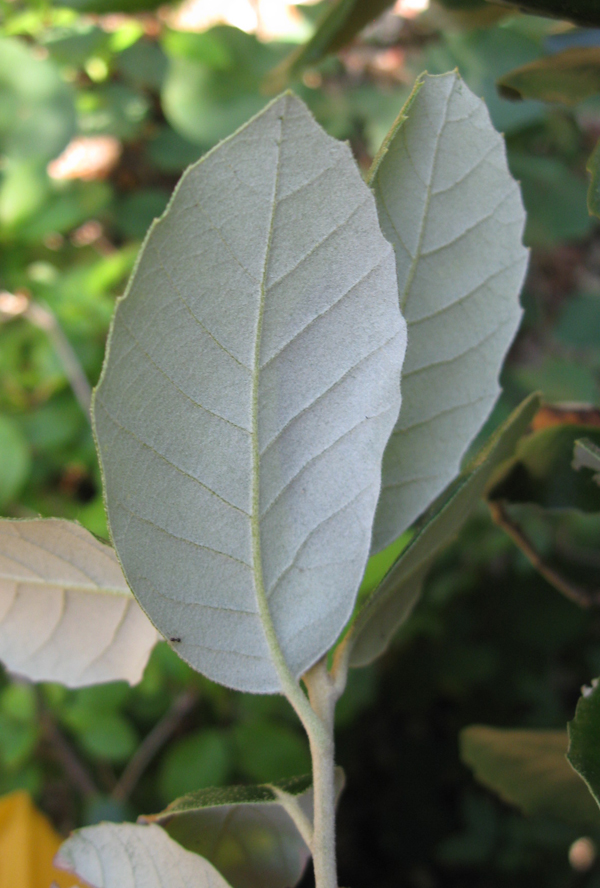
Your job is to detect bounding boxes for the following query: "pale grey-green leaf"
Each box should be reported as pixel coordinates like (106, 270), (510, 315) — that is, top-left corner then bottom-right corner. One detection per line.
(370, 71), (528, 552)
(0, 519), (158, 687)
(94, 93), (406, 694)
(55, 822), (233, 888)
(349, 393), (539, 666)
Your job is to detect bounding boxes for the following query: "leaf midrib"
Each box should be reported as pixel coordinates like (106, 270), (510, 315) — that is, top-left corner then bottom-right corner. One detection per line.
(250, 103), (289, 686)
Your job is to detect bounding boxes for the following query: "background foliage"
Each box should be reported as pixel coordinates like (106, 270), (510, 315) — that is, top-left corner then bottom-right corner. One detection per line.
(1, 0), (600, 885)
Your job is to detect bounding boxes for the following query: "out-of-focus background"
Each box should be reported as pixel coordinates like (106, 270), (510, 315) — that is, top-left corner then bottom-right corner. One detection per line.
(1, 1), (600, 885)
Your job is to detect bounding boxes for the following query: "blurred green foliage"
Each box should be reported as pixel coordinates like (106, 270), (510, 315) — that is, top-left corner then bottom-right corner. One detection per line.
(1, 0), (600, 885)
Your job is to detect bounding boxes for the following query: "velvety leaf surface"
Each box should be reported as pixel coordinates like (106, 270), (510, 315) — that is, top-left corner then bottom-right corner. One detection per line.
(141, 773), (344, 888)
(568, 679), (600, 811)
(369, 71), (527, 552)
(461, 726), (600, 832)
(498, 48), (600, 104)
(0, 519), (158, 687)
(348, 394), (540, 667)
(55, 822), (233, 888)
(94, 93), (406, 694)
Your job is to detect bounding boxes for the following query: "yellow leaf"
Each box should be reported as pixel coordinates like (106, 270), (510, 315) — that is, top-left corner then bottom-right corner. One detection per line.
(0, 791), (84, 888)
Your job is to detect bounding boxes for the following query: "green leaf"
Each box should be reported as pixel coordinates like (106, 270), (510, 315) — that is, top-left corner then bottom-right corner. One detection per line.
(162, 28), (283, 148)
(587, 138), (600, 219)
(142, 772), (344, 888)
(498, 48), (600, 104)
(568, 679), (600, 811)
(486, 0), (600, 26)
(56, 822), (233, 888)
(234, 720), (310, 783)
(368, 71), (527, 552)
(0, 519), (158, 687)
(461, 725), (600, 832)
(0, 36), (75, 163)
(93, 93), (406, 694)
(509, 154), (593, 247)
(347, 394), (540, 667)
(573, 438), (600, 486)
(265, 0), (395, 91)
(487, 424), (600, 512)
(158, 729), (232, 802)
(0, 415), (30, 508)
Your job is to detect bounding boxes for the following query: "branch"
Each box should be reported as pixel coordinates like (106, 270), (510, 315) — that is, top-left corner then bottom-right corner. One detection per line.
(112, 690), (197, 803)
(39, 709), (98, 799)
(488, 500), (600, 609)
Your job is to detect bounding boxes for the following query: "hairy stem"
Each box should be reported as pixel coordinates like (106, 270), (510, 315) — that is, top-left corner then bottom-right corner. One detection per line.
(302, 658), (339, 888)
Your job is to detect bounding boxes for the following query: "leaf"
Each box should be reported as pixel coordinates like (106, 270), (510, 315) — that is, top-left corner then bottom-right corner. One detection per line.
(460, 726), (600, 832)
(587, 138), (600, 219)
(141, 772), (344, 888)
(0, 37), (76, 164)
(347, 394), (540, 667)
(498, 48), (600, 104)
(487, 423), (600, 512)
(568, 678), (600, 811)
(55, 822), (233, 888)
(486, 0), (600, 27)
(265, 0), (395, 92)
(0, 790), (85, 887)
(93, 92), (406, 694)
(573, 438), (600, 485)
(368, 71), (527, 552)
(0, 519), (158, 687)
(162, 28), (283, 148)
(0, 415), (30, 509)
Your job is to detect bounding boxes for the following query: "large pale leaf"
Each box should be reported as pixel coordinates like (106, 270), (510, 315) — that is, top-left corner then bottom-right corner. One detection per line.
(368, 71), (528, 552)
(461, 726), (600, 832)
(142, 771), (344, 888)
(55, 822), (233, 888)
(348, 394), (539, 667)
(93, 93), (406, 694)
(0, 519), (158, 687)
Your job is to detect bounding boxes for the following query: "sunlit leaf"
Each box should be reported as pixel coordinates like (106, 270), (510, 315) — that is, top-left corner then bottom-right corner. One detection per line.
(461, 726), (600, 832)
(0, 519), (158, 687)
(93, 93), (406, 694)
(369, 71), (527, 552)
(348, 394), (540, 667)
(56, 822), (233, 888)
